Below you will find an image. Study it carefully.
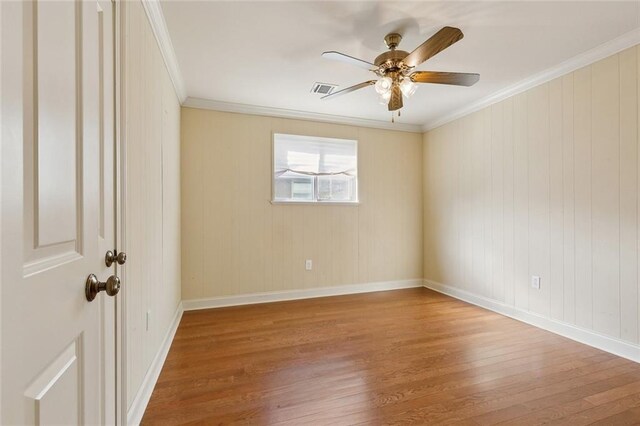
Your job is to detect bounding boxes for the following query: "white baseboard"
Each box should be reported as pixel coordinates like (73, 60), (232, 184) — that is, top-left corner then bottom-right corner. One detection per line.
(182, 279), (424, 311)
(423, 279), (640, 364)
(127, 302), (184, 426)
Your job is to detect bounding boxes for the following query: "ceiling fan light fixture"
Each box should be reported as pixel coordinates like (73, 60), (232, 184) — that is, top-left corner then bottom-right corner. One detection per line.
(375, 77), (393, 95)
(400, 78), (417, 98)
(378, 90), (392, 104)
(319, 26), (479, 116)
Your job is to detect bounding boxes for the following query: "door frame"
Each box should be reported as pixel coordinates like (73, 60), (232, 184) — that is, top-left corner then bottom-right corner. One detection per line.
(114, 0), (128, 423)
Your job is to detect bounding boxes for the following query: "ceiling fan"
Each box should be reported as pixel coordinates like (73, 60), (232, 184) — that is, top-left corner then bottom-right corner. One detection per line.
(320, 27), (479, 115)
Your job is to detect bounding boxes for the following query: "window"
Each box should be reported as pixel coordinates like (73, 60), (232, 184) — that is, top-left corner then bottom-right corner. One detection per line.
(273, 133), (358, 203)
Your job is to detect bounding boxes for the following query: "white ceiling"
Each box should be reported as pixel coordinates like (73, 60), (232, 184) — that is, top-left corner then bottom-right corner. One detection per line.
(161, 1), (640, 128)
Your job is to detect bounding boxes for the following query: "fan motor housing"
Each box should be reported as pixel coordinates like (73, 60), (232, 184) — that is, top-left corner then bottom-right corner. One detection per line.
(374, 50), (410, 75)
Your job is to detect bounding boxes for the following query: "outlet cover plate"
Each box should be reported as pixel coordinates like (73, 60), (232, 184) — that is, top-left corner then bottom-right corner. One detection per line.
(531, 276), (541, 290)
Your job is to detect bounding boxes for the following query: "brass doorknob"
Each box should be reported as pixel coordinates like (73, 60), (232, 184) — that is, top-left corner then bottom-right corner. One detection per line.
(85, 274), (120, 301)
(105, 250), (127, 267)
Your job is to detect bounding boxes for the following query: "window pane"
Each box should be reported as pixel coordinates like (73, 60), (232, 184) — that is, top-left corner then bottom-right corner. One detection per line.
(274, 177), (315, 201)
(318, 178), (331, 200)
(273, 133), (358, 203)
(317, 175), (355, 201)
(291, 179), (314, 200)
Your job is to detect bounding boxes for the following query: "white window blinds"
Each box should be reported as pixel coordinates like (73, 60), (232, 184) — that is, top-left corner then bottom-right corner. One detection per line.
(273, 133), (358, 203)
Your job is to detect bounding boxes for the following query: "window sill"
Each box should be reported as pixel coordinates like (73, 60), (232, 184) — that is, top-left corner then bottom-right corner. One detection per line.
(270, 200), (360, 206)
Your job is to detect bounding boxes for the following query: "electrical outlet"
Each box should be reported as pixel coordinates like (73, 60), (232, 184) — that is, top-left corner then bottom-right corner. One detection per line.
(305, 259), (312, 271)
(146, 310), (151, 331)
(531, 276), (541, 290)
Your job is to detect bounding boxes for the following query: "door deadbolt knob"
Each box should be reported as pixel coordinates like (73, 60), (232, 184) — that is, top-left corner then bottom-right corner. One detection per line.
(105, 250), (127, 267)
(85, 274), (120, 301)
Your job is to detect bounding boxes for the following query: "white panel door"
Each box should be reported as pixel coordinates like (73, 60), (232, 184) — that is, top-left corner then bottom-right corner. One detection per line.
(1, 0), (118, 424)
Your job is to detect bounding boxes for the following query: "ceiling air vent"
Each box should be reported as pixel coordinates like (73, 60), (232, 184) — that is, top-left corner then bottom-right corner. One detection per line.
(311, 82), (337, 95)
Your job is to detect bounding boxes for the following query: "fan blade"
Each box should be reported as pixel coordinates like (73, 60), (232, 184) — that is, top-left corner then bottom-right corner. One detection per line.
(321, 80), (376, 100)
(322, 51), (375, 70)
(388, 84), (403, 111)
(410, 71), (479, 86)
(403, 26), (464, 68)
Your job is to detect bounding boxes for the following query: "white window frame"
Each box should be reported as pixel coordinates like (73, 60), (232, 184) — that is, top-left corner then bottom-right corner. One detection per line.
(271, 133), (359, 205)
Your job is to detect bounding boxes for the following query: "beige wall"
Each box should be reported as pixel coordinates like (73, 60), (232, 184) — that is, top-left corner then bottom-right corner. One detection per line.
(181, 108), (423, 300)
(423, 46), (640, 345)
(124, 1), (181, 410)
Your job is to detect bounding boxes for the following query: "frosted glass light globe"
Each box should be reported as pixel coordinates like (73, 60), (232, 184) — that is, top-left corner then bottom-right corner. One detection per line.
(375, 77), (393, 95)
(400, 79), (417, 98)
(378, 90), (392, 105)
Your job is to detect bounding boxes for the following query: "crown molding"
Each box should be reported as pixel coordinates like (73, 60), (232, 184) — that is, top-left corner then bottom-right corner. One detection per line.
(139, 1), (639, 135)
(141, 0), (187, 103)
(183, 97), (424, 133)
(423, 27), (640, 132)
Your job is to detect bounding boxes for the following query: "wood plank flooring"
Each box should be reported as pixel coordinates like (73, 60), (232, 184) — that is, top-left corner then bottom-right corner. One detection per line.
(142, 288), (640, 425)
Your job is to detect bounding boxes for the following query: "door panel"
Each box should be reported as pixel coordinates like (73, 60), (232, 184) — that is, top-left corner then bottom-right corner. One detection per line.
(23, 0), (83, 275)
(35, 0), (80, 248)
(1, 0), (117, 424)
(24, 340), (81, 425)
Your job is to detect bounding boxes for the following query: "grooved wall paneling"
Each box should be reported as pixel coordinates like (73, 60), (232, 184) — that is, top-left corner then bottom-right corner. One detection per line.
(181, 108), (423, 299)
(423, 46), (640, 346)
(124, 0), (181, 409)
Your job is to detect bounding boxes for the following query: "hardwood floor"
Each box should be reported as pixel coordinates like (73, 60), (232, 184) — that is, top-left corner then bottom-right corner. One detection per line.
(142, 288), (640, 425)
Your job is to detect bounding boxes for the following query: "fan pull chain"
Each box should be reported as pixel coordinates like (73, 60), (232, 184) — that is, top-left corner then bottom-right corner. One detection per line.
(391, 112), (394, 123)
